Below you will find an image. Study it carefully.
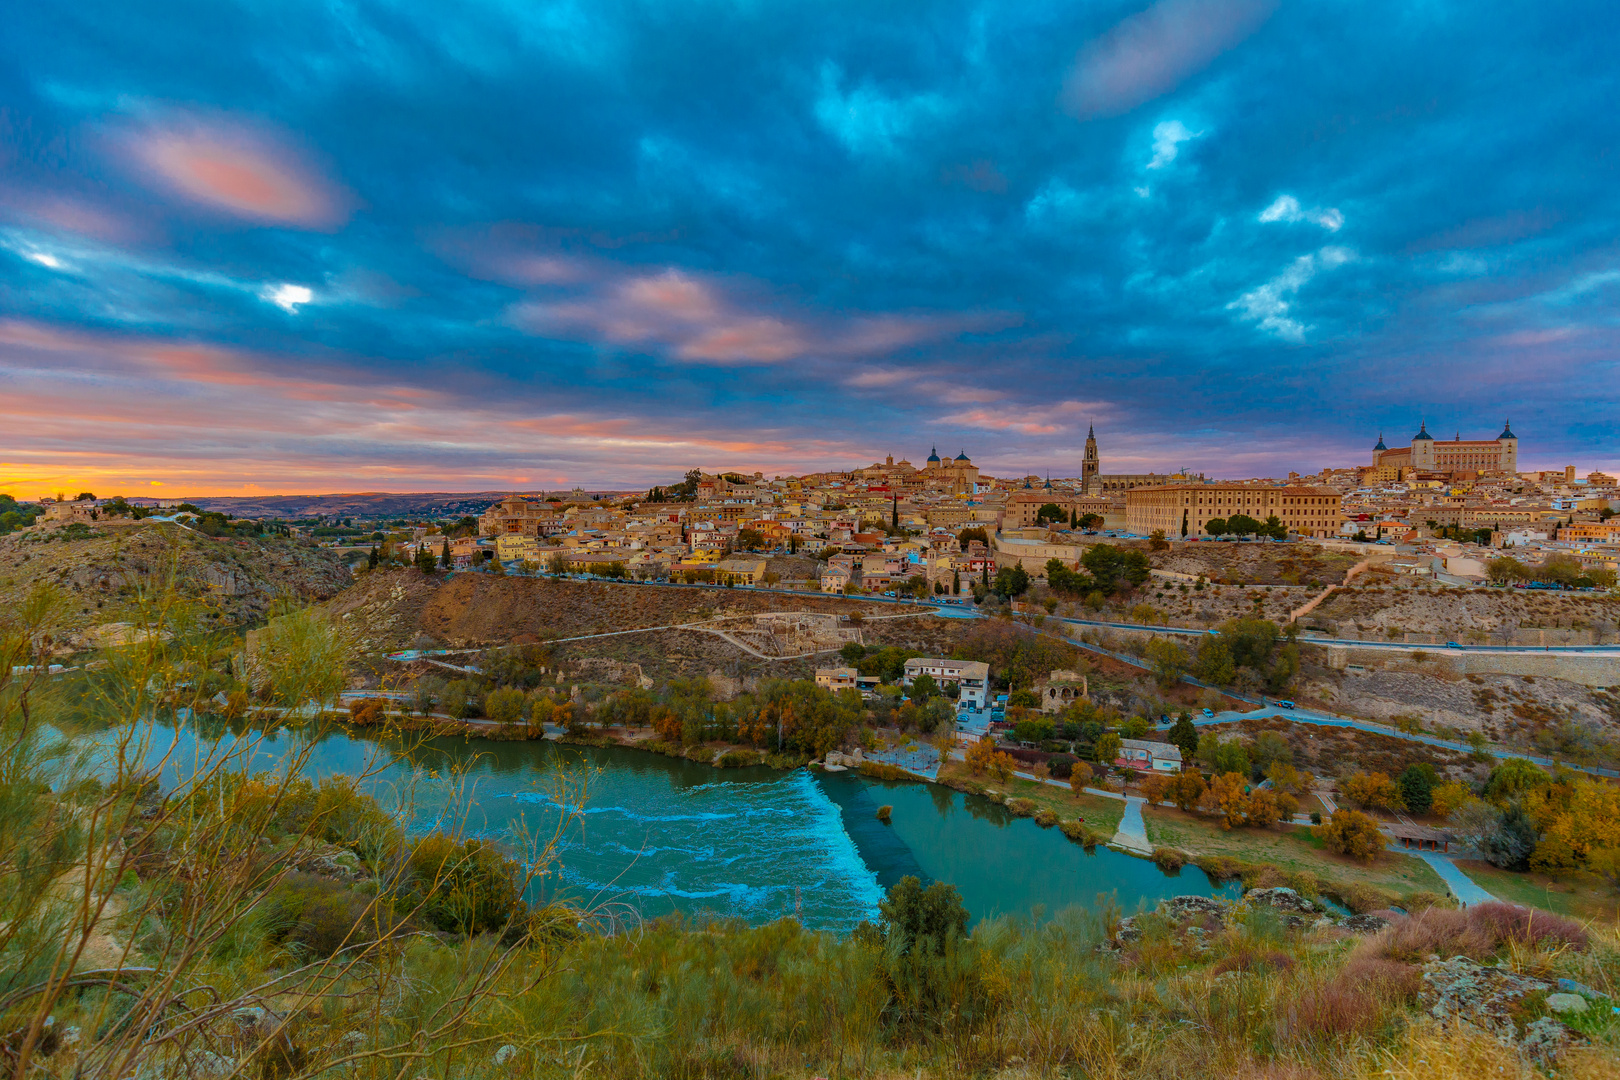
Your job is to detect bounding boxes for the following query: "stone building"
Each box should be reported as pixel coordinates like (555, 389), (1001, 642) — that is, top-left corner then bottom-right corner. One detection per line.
(1126, 483), (1343, 538)
(1372, 421), (1519, 476)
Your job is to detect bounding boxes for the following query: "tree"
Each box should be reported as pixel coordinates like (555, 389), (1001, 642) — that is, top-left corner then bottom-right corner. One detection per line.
(1205, 517), (1228, 537)
(1167, 713), (1199, 763)
(1081, 545), (1151, 590)
(1035, 502), (1067, 525)
(1093, 731), (1122, 766)
(415, 545), (437, 574)
(1204, 772), (1250, 829)
(367, 546), (380, 570)
(1121, 715), (1150, 739)
(952, 569), (961, 594)
(1196, 733), (1249, 777)
(440, 539), (452, 569)
(1431, 781), (1473, 818)
(1140, 773), (1174, 805)
(1481, 802), (1539, 870)
(1078, 513), (1104, 530)
(992, 564), (1031, 597)
(1226, 514), (1263, 537)
(910, 673), (940, 702)
(74, 491), (96, 502)
(1180, 509), (1189, 538)
(1145, 637), (1188, 689)
(1171, 770), (1206, 811)
(1342, 771), (1404, 811)
(1398, 763), (1438, 815)
(1246, 788), (1281, 828)
(1263, 514), (1288, 540)
(1487, 556), (1531, 584)
(735, 528), (765, 551)
(1316, 809), (1387, 861)
(1149, 528), (1169, 551)
(1046, 558), (1095, 596)
(1483, 758), (1551, 804)
(1067, 761), (1094, 794)
(957, 527), (989, 548)
(485, 687), (527, 724)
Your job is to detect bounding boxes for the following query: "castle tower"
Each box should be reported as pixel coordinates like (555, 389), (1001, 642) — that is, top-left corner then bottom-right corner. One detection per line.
(1497, 420), (1517, 474)
(1082, 425), (1100, 491)
(1411, 421), (1435, 470)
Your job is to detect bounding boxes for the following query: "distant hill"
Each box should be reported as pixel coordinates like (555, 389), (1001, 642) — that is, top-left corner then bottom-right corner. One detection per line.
(0, 519), (354, 650)
(181, 490), (638, 520)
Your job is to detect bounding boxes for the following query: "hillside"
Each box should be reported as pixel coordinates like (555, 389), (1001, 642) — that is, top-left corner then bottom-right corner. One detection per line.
(0, 520), (353, 648)
(1310, 582), (1620, 644)
(327, 570), (912, 653)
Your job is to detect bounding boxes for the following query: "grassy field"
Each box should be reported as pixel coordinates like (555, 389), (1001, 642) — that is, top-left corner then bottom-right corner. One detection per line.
(1451, 860), (1620, 922)
(936, 760), (1125, 834)
(1141, 804), (1450, 902)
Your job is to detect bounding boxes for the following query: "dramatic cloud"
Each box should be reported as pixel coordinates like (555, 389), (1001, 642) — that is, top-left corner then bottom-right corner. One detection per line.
(115, 114), (349, 228)
(1, 0), (1617, 491)
(1063, 0), (1279, 119)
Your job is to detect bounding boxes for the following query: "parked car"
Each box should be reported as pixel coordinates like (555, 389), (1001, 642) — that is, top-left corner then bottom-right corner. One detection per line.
(1277, 700), (1296, 709)
(1446, 641), (1461, 648)
(1202, 708), (1214, 718)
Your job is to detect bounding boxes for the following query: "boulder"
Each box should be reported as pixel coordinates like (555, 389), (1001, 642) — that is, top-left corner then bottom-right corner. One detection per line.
(1161, 895), (1227, 924)
(1243, 887), (1316, 914)
(1340, 913), (1390, 934)
(1544, 993), (1589, 1015)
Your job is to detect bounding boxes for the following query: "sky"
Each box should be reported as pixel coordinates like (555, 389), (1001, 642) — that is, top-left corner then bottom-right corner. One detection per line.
(1, 0), (1617, 497)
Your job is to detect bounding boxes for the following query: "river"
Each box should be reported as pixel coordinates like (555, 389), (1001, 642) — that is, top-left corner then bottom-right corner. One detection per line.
(91, 721), (1237, 932)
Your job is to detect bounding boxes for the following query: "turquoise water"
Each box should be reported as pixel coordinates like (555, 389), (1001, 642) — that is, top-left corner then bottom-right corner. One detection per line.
(86, 722), (1236, 931)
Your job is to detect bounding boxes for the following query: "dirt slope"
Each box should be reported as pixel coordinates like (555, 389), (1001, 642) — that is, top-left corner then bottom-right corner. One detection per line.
(325, 570), (903, 653)
(0, 521), (352, 647)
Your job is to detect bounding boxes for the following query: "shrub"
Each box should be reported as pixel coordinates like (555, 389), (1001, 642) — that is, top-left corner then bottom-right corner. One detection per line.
(1288, 955), (1420, 1039)
(1333, 881), (1390, 914)
(1033, 808), (1058, 827)
(1067, 761), (1093, 792)
(1368, 902), (1587, 962)
(347, 697), (388, 726)
(406, 834), (526, 935)
(1005, 798), (1038, 818)
(1151, 847), (1187, 871)
(1059, 819), (1098, 846)
(262, 872), (385, 957)
(1315, 810), (1387, 862)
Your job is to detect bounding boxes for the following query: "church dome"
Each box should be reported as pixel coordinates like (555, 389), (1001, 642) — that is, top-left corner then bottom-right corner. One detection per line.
(1373, 433), (1387, 451)
(1498, 420), (1516, 440)
(927, 446), (940, 464)
(955, 450), (970, 462)
(1411, 422), (1433, 441)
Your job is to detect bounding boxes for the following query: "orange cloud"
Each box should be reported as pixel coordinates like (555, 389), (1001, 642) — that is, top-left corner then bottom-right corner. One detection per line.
(119, 114), (348, 228)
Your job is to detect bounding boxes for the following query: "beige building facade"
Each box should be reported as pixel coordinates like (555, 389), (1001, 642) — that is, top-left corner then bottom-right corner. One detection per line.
(1126, 484), (1343, 538)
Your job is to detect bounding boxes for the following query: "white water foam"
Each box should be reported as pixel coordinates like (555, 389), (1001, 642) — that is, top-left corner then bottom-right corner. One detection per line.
(505, 767), (882, 930)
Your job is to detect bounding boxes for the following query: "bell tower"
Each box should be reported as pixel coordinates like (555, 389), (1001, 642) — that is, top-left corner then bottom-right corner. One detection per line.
(1082, 425), (1100, 493)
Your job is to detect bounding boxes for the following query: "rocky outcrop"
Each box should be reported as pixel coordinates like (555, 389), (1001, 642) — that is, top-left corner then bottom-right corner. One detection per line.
(1418, 955), (1579, 1064)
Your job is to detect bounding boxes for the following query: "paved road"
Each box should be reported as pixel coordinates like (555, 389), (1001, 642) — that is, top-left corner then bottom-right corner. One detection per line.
(1412, 851), (1497, 905)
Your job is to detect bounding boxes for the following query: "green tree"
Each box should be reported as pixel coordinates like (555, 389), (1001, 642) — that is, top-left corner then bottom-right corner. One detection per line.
(415, 546), (437, 573)
(1035, 502), (1066, 525)
(367, 546), (380, 570)
(1080, 544), (1150, 590)
(910, 673), (940, 701)
(1226, 514), (1262, 537)
(1487, 556), (1531, 584)
(1483, 758), (1551, 803)
(440, 539), (452, 569)
(1399, 762), (1438, 815)
(1093, 731), (1122, 765)
(1205, 517), (1228, 537)
(1167, 713), (1199, 763)
(1145, 637), (1188, 689)
(485, 687), (528, 724)
(1148, 528), (1169, 551)
(735, 528), (765, 551)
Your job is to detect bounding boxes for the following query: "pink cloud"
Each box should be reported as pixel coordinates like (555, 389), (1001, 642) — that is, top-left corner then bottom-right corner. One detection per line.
(1062, 0), (1277, 119)
(117, 114), (349, 228)
(939, 399), (1105, 435)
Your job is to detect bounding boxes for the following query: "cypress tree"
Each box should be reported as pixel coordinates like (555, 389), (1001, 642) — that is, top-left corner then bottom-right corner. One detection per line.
(952, 569), (960, 595)
(440, 539), (451, 568)
(367, 546), (379, 570)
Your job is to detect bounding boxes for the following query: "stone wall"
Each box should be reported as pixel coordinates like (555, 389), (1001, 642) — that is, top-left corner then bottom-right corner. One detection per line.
(1316, 643), (1620, 687)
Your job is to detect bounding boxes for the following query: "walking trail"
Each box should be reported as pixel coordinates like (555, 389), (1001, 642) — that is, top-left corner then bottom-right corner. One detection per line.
(1412, 851), (1497, 906)
(1111, 796), (1152, 854)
